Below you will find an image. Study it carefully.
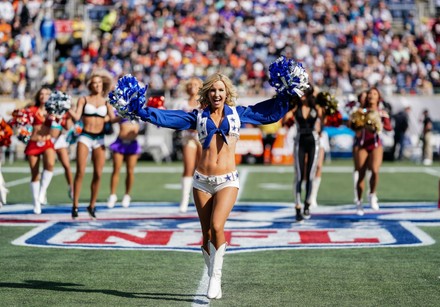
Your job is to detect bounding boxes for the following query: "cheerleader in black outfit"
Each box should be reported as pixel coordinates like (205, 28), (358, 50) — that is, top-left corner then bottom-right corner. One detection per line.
(283, 85), (322, 221)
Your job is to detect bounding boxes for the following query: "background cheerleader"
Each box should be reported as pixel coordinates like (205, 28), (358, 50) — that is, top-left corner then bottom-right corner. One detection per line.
(68, 70), (115, 219)
(283, 85), (322, 222)
(107, 113), (141, 209)
(0, 118), (13, 207)
(22, 86), (55, 214)
(174, 77), (203, 213)
(350, 87), (393, 215)
(47, 92), (74, 200)
(308, 91), (341, 208)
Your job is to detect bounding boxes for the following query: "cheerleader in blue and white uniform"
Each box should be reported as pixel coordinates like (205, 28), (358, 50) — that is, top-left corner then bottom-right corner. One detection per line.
(109, 58), (309, 300)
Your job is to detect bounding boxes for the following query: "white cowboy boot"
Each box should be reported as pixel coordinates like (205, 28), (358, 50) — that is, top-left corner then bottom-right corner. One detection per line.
(207, 242), (226, 299)
(201, 246), (211, 277)
(30, 181), (41, 214)
(39, 170), (53, 205)
(353, 170), (359, 204)
(369, 193), (379, 211)
(309, 177), (321, 208)
(0, 168), (8, 206)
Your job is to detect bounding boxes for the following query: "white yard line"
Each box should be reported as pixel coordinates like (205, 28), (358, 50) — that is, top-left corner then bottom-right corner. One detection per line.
(5, 168), (64, 188)
(3, 164), (439, 189)
(192, 268), (210, 307)
(424, 167), (440, 177)
(237, 167), (249, 201)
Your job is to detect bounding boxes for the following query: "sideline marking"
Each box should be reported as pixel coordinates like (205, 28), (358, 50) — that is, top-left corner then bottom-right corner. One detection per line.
(192, 268), (210, 307)
(5, 168), (64, 188)
(237, 168), (249, 201)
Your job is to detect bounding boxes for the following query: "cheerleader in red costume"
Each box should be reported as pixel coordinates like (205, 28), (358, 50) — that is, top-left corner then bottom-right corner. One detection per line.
(350, 87), (392, 215)
(24, 86), (55, 214)
(0, 118), (13, 207)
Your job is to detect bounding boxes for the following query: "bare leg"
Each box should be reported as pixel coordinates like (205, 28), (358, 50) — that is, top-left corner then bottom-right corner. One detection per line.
(110, 152), (123, 195)
(124, 153), (139, 195)
(89, 146), (105, 209)
(193, 188), (213, 251)
(210, 187), (239, 248)
(56, 147), (73, 189)
(73, 142), (89, 210)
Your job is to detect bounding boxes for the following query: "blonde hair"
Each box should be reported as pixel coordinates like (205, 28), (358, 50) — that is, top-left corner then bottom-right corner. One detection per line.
(86, 69), (114, 97)
(185, 77), (203, 94)
(198, 73), (237, 108)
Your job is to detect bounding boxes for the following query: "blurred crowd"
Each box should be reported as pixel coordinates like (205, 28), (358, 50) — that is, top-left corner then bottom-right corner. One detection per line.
(0, 0), (439, 102)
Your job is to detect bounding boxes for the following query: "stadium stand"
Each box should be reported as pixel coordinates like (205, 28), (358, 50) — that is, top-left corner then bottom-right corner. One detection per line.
(0, 0), (438, 103)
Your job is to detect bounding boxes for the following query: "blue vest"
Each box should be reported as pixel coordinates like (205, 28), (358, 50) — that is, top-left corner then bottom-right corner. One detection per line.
(197, 105), (241, 149)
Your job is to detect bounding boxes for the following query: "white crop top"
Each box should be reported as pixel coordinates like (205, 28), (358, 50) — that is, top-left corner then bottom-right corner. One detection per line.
(83, 101), (107, 118)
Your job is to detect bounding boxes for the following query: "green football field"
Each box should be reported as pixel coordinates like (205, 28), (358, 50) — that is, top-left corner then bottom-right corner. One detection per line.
(1, 159), (439, 306)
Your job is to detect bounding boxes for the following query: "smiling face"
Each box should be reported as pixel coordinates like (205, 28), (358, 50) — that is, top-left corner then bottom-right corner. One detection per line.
(198, 73), (237, 109)
(89, 76), (103, 94)
(208, 80), (227, 111)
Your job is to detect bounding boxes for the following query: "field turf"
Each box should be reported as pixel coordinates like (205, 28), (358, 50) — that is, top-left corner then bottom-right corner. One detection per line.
(0, 159), (439, 306)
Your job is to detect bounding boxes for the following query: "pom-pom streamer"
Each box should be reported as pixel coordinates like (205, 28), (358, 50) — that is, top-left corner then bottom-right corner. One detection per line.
(147, 96), (166, 110)
(350, 108), (367, 130)
(9, 109), (33, 127)
(316, 91), (339, 116)
(268, 56), (309, 97)
(0, 119), (13, 147)
(66, 121), (83, 145)
(16, 124), (33, 144)
(108, 74), (148, 120)
(45, 91), (72, 116)
(365, 110), (382, 133)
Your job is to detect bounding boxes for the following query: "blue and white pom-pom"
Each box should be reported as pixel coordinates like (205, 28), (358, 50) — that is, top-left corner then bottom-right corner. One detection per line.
(45, 91), (72, 116)
(268, 56), (309, 97)
(108, 74), (148, 120)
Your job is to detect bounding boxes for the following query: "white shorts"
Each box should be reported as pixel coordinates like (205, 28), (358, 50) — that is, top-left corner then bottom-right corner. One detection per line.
(53, 134), (69, 150)
(193, 170), (240, 195)
(77, 132), (105, 151)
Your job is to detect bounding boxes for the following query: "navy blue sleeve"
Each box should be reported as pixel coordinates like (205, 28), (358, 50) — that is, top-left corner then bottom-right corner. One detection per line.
(236, 97), (291, 125)
(137, 107), (197, 130)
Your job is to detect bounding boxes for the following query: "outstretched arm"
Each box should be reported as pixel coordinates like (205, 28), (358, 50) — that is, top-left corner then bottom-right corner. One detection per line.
(236, 96), (291, 126)
(137, 107), (198, 130)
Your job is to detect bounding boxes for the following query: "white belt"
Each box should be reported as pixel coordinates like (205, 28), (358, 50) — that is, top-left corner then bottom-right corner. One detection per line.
(194, 170), (239, 185)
